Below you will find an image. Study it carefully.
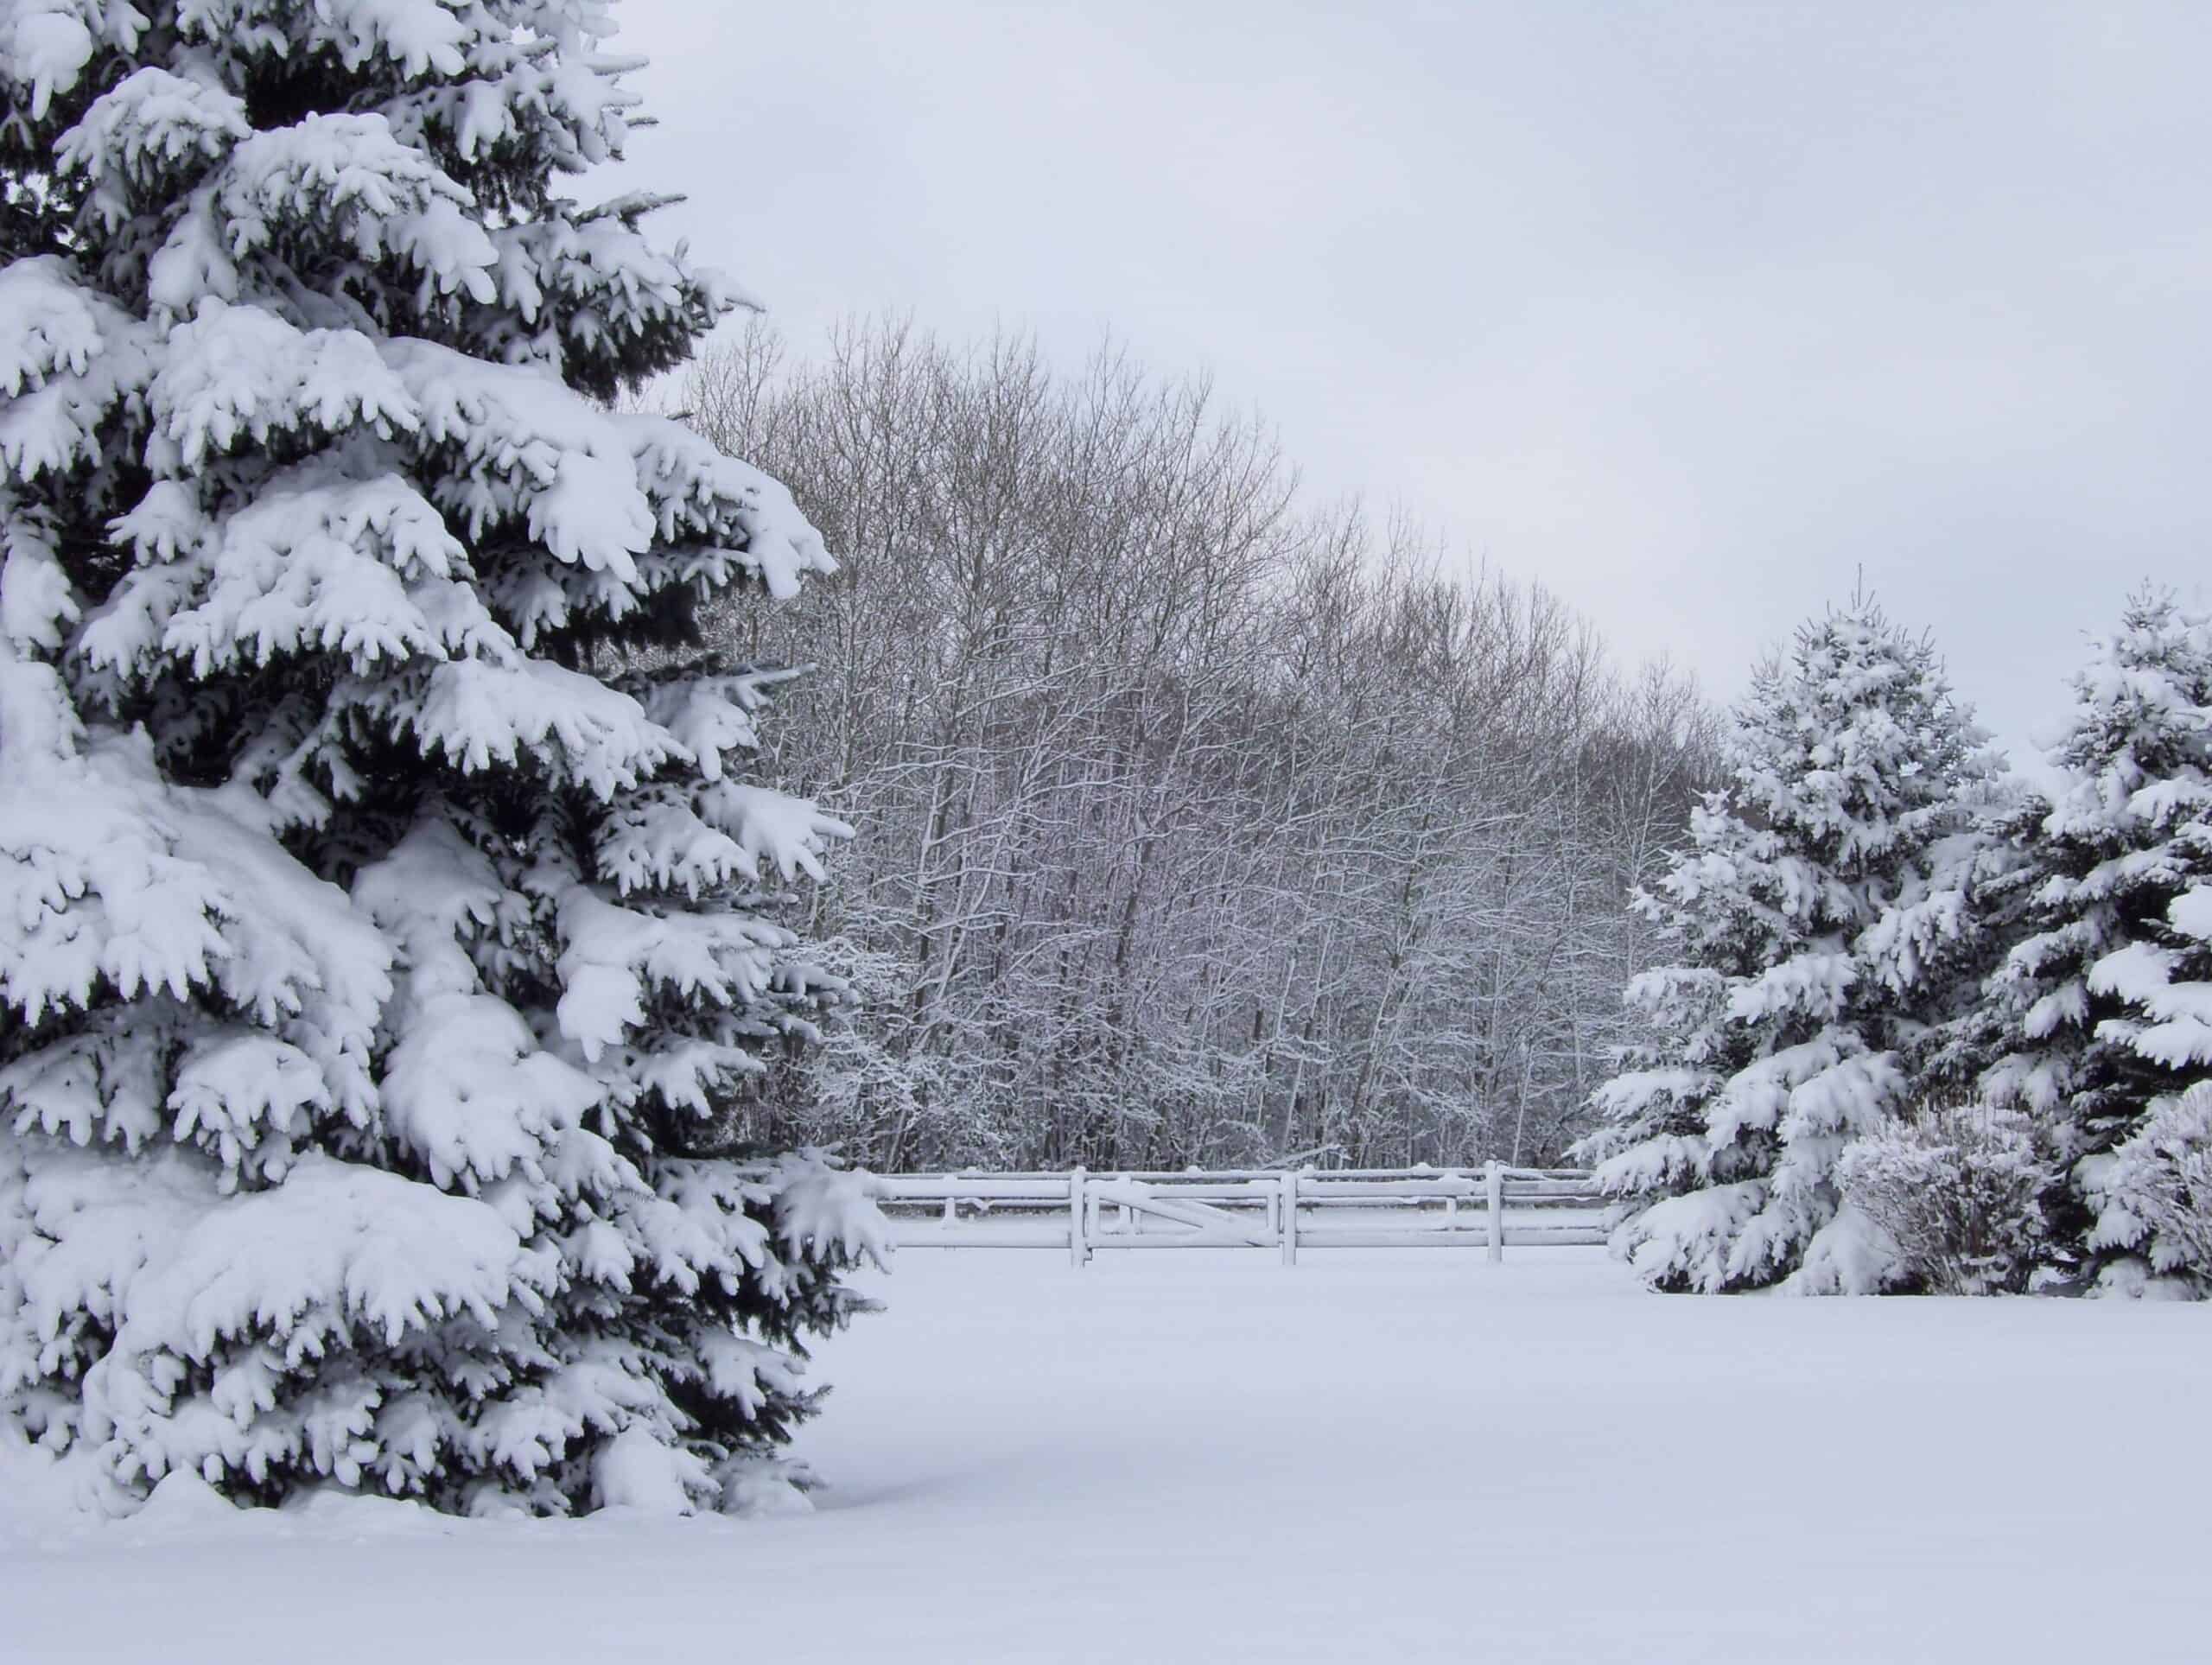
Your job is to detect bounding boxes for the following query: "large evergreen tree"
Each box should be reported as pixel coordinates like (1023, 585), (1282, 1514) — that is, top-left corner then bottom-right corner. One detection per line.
(1980, 592), (2212, 1288)
(0, 0), (881, 1513)
(1578, 597), (2001, 1292)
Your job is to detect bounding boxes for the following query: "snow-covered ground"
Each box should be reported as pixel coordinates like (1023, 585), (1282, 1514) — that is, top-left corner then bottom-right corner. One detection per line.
(6, 1248), (2207, 1664)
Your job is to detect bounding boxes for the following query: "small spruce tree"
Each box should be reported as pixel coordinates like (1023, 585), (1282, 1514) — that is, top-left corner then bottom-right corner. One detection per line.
(1577, 596), (2001, 1292)
(1979, 591), (2212, 1290)
(0, 0), (883, 1513)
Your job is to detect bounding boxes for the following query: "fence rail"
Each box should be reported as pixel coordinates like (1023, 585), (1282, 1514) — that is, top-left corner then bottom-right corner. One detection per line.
(874, 1164), (1608, 1263)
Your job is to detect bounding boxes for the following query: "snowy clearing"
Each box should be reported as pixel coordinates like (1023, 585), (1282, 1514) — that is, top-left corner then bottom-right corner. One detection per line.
(6, 1249), (2208, 1664)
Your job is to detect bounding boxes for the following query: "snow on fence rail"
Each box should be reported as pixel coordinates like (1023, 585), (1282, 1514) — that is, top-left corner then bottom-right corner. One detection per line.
(872, 1164), (1608, 1264)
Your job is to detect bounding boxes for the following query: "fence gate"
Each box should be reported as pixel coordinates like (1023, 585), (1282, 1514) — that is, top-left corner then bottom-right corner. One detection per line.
(1087, 1177), (1281, 1253)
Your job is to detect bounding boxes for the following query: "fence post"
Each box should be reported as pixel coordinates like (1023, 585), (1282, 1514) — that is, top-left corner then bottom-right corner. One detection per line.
(1485, 1160), (1503, 1263)
(1069, 1166), (1089, 1268)
(1444, 1167), (1459, 1230)
(1280, 1169), (1299, 1266)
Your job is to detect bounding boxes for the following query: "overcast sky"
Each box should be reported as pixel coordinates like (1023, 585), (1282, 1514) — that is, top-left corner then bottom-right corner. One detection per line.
(601, 1), (2212, 760)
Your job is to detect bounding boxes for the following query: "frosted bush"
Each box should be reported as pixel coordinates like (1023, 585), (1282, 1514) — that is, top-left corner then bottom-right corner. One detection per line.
(1835, 1105), (2055, 1294)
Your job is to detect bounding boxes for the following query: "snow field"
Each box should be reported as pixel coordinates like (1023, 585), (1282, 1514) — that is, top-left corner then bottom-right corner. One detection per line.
(5, 1248), (2208, 1664)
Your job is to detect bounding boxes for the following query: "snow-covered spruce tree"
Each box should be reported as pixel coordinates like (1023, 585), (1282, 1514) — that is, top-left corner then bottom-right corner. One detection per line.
(1979, 592), (2212, 1292)
(1575, 598), (2003, 1292)
(2095, 1084), (2212, 1293)
(0, 1), (885, 1513)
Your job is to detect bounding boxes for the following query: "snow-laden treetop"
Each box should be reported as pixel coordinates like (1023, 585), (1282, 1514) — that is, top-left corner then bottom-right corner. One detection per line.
(1, 0), (845, 1065)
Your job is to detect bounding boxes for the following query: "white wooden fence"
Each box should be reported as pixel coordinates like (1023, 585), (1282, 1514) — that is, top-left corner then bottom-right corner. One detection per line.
(873, 1164), (1607, 1264)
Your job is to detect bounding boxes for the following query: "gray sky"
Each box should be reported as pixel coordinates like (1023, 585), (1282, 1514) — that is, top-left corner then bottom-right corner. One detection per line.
(601, 1), (2212, 759)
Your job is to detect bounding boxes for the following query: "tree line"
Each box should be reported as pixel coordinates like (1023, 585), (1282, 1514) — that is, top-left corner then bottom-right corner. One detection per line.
(677, 320), (1720, 1172)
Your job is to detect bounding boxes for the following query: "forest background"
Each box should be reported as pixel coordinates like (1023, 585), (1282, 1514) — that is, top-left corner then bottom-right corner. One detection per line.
(664, 321), (1721, 1172)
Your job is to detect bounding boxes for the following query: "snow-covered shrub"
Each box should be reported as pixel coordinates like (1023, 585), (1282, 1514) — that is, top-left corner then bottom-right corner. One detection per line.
(0, 1), (885, 1514)
(2086, 1084), (2212, 1294)
(1834, 1104), (2056, 1294)
(1577, 597), (2006, 1293)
